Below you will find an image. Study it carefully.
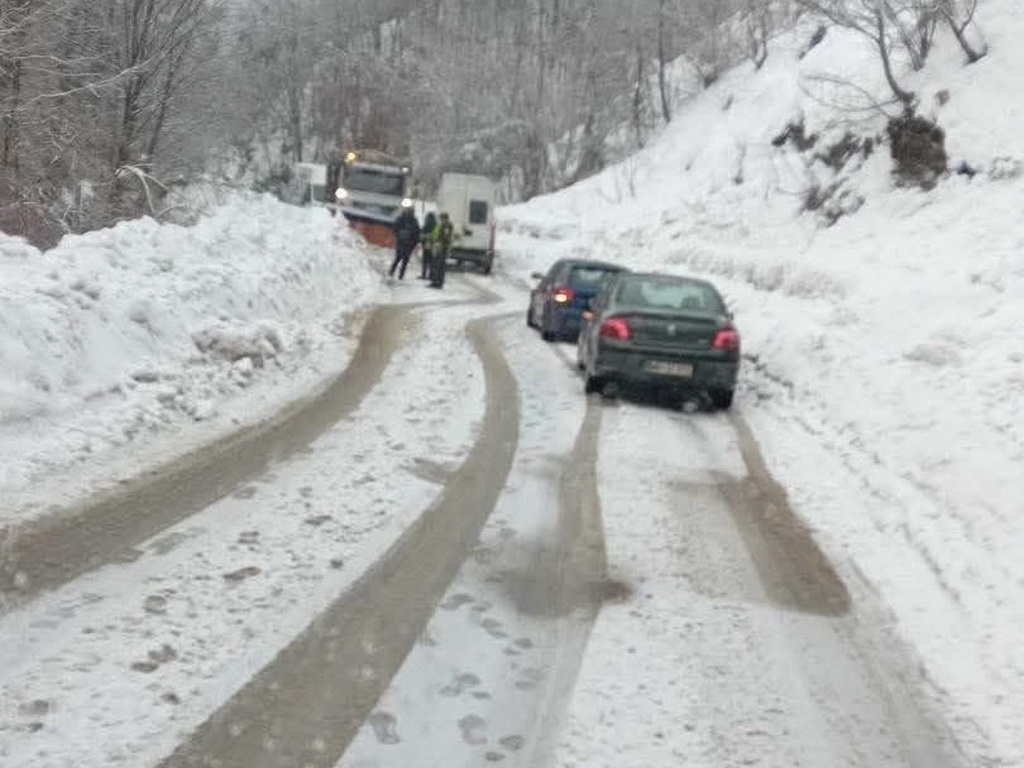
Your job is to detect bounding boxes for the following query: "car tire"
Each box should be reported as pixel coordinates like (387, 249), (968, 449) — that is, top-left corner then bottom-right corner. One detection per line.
(709, 388), (734, 410)
(526, 306), (534, 328)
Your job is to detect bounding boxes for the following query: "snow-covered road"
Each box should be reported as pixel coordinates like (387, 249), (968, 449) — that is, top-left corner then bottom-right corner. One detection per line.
(0, 272), (968, 768)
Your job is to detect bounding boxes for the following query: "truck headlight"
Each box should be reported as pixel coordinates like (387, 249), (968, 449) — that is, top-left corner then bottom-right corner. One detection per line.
(335, 188), (349, 200)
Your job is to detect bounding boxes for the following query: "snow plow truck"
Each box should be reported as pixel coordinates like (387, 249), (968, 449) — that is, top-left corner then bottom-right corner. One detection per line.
(327, 150), (414, 249)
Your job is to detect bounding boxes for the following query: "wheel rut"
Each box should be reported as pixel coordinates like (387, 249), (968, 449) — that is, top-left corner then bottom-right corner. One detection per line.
(155, 313), (521, 768)
(0, 306), (414, 604)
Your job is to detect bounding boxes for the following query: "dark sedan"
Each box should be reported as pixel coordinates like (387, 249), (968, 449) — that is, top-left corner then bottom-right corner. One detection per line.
(528, 259), (628, 342)
(576, 272), (740, 409)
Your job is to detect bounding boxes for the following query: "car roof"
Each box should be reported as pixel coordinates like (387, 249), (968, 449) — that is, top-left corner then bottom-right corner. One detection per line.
(616, 271), (717, 289)
(556, 258), (627, 272)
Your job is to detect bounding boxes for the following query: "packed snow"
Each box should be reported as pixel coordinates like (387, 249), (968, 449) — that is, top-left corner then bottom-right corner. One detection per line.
(499, 3), (1024, 766)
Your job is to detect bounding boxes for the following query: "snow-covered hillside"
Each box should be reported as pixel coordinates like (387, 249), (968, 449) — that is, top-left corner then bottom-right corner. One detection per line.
(0, 194), (383, 525)
(499, 2), (1024, 765)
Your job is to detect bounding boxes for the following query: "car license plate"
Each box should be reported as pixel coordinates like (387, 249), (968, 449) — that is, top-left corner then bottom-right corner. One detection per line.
(645, 360), (693, 377)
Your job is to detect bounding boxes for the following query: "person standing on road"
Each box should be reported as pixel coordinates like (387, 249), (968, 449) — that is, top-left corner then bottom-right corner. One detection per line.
(389, 205), (421, 281)
(420, 211), (438, 280)
(430, 212), (454, 289)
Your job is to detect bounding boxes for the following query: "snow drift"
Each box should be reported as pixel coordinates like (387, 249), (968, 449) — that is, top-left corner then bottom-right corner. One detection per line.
(0, 194), (382, 518)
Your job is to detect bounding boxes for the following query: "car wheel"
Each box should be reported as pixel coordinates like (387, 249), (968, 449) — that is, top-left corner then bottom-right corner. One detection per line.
(709, 388), (734, 410)
(526, 305), (535, 328)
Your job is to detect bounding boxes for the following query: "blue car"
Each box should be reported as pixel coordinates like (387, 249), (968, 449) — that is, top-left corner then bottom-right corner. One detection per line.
(527, 259), (628, 342)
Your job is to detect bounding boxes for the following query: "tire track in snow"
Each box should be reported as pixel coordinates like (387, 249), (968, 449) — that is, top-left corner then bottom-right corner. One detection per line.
(516, 394), (619, 766)
(672, 409), (961, 768)
(0, 306), (409, 604)
(0, 283), (499, 607)
(718, 410), (851, 616)
(155, 312), (521, 768)
(335, 317), (613, 768)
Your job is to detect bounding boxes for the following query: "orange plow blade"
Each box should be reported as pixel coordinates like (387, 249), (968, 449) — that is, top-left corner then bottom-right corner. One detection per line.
(347, 218), (396, 249)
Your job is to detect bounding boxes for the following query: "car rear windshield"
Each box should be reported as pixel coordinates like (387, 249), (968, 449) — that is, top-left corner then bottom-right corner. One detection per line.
(568, 266), (621, 289)
(615, 276), (724, 313)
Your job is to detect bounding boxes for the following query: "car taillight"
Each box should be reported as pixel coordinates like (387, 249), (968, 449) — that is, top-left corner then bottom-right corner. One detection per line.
(552, 286), (575, 304)
(600, 317), (631, 340)
(713, 327), (740, 351)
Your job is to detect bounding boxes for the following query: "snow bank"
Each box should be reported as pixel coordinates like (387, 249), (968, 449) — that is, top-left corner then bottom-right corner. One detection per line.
(499, 1), (1024, 765)
(0, 194), (382, 518)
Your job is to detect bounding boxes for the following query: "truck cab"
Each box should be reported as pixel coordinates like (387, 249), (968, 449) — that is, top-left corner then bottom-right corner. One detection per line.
(328, 150), (413, 248)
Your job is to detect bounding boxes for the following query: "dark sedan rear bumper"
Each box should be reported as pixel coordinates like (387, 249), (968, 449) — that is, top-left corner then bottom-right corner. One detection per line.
(593, 345), (738, 391)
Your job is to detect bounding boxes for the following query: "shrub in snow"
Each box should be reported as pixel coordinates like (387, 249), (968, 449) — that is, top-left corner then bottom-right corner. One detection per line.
(955, 160), (979, 178)
(802, 180), (864, 227)
(988, 156), (1022, 181)
(886, 113), (948, 189)
(799, 24), (828, 59)
(784, 269), (849, 300)
(771, 120), (818, 151)
(815, 132), (874, 172)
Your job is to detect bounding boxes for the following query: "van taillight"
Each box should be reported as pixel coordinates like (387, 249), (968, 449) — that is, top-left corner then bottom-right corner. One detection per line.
(600, 317), (631, 340)
(712, 328), (740, 351)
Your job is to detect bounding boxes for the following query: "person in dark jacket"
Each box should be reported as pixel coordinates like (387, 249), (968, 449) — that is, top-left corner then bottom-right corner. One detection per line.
(419, 211), (438, 280)
(430, 212), (454, 288)
(389, 206), (421, 280)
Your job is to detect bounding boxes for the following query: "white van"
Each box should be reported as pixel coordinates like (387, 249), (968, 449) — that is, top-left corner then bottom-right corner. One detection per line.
(436, 173), (497, 274)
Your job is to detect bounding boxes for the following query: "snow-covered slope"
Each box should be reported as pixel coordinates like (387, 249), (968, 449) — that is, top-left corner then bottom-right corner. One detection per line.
(0, 194), (383, 524)
(499, 2), (1024, 765)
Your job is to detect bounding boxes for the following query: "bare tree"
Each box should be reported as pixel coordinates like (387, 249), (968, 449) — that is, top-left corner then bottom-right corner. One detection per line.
(104, 0), (219, 168)
(7, 0), (821, 239)
(745, 0), (771, 70)
(796, 0), (939, 110)
(657, 0), (673, 121)
(938, 0), (986, 63)
(679, 0), (746, 88)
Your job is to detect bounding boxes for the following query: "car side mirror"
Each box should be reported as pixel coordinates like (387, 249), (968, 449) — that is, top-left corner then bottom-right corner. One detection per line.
(530, 271), (544, 281)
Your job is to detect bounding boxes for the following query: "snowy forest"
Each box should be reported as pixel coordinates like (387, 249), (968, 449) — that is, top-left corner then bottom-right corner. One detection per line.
(0, 0), (985, 246)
